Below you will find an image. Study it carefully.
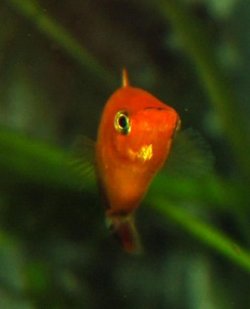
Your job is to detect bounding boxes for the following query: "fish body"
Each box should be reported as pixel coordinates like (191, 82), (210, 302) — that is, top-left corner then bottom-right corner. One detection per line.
(95, 71), (180, 252)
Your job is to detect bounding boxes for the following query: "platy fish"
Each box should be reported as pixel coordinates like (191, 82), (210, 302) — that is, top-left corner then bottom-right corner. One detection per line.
(95, 70), (180, 253)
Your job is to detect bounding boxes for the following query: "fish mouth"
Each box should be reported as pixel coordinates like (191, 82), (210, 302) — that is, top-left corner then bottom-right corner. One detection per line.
(143, 106), (166, 111)
(134, 106), (179, 133)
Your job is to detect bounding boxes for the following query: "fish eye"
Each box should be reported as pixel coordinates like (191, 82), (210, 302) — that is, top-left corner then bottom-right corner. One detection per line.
(114, 111), (131, 135)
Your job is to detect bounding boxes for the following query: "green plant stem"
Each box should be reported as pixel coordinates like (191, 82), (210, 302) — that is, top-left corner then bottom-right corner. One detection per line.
(0, 127), (246, 211)
(153, 197), (250, 273)
(0, 128), (86, 191)
(4, 0), (116, 91)
(151, 0), (250, 177)
(1, 127), (250, 272)
(150, 173), (248, 213)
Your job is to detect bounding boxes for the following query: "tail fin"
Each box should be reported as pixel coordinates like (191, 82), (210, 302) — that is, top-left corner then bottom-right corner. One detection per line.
(106, 214), (142, 254)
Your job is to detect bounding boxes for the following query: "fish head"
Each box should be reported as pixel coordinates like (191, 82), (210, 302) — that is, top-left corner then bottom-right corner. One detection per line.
(98, 86), (180, 168)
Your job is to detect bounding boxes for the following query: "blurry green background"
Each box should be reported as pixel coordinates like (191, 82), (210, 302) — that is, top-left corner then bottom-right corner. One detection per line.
(1, 0), (250, 308)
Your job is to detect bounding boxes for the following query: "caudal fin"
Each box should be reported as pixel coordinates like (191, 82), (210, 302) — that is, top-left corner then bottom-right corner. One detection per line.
(106, 214), (142, 254)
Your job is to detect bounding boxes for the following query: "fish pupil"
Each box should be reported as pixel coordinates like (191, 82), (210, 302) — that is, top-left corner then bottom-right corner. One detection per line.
(119, 115), (127, 128)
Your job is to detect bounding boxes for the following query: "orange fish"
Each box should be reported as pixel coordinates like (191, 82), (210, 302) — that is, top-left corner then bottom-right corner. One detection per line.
(95, 69), (181, 253)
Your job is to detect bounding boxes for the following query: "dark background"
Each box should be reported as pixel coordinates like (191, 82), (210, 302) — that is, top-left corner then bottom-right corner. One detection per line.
(0, 0), (250, 308)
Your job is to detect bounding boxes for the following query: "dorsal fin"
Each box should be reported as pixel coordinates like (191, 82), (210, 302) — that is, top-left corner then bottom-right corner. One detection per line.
(122, 68), (130, 87)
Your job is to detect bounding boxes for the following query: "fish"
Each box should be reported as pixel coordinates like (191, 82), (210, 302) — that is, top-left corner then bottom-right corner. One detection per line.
(95, 69), (181, 253)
